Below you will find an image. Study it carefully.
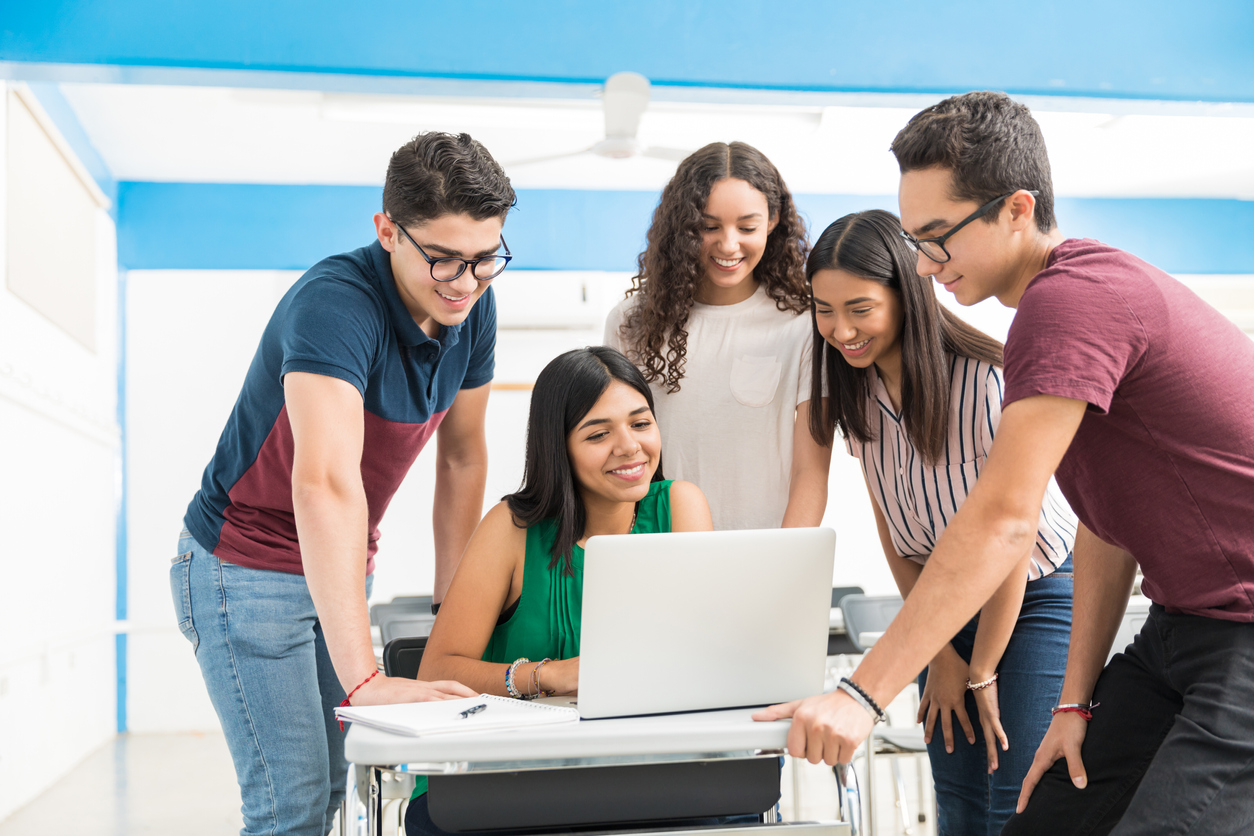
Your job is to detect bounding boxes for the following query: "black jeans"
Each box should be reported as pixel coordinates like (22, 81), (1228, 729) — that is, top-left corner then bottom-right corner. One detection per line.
(1002, 605), (1254, 836)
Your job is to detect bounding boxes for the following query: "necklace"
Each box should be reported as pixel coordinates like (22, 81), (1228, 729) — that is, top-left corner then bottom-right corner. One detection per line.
(626, 508), (638, 535)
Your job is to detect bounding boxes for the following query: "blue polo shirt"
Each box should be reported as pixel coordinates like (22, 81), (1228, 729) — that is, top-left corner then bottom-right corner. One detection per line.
(184, 240), (495, 576)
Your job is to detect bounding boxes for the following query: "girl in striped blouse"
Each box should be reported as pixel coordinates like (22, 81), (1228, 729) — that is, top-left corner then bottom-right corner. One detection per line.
(806, 209), (1076, 836)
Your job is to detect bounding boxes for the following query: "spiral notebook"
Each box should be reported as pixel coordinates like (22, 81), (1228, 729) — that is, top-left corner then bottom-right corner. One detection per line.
(334, 694), (579, 737)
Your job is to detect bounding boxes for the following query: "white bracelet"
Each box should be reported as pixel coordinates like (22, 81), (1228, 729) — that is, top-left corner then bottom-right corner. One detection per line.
(506, 657), (530, 699)
(966, 673), (999, 691)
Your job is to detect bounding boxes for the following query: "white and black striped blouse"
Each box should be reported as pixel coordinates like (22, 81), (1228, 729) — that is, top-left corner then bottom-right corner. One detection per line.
(846, 355), (1076, 580)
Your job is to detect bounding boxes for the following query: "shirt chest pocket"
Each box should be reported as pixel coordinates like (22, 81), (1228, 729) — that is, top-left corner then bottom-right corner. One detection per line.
(729, 354), (782, 408)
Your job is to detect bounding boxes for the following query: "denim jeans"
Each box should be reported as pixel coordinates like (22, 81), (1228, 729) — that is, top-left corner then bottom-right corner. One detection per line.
(1002, 604), (1254, 836)
(917, 557), (1073, 836)
(171, 529), (372, 836)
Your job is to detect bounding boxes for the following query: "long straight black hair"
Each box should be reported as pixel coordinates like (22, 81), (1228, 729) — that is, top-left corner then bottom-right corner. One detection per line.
(806, 210), (1003, 464)
(505, 346), (665, 574)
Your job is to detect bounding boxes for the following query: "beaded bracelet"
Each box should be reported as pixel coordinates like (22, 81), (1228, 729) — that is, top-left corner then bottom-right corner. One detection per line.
(1052, 702), (1100, 721)
(967, 673), (999, 691)
(837, 677), (886, 725)
(506, 657), (530, 699)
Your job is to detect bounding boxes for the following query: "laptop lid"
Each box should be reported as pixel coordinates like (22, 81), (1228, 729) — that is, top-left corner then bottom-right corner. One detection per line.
(577, 527), (835, 719)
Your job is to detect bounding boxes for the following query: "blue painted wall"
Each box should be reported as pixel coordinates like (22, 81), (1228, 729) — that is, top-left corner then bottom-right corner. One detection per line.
(4, 1), (1253, 102)
(117, 182), (1254, 275)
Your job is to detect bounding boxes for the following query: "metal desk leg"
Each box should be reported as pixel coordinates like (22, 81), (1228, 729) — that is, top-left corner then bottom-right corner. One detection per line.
(791, 756), (803, 820)
(864, 737), (875, 836)
(355, 764), (382, 836)
(834, 762), (861, 836)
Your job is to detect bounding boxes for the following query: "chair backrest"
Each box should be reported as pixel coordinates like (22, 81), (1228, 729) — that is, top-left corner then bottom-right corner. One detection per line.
(838, 594), (904, 654)
(377, 610), (437, 645)
(827, 586), (865, 655)
(389, 595), (435, 608)
(383, 636), (428, 679)
(369, 597), (434, 626)
(831, 586), (864, 608)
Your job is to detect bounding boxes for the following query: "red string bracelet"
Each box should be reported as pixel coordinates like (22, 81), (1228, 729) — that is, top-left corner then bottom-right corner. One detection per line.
(1051, 702), (1099, 721)
(338, 670), (379, 731)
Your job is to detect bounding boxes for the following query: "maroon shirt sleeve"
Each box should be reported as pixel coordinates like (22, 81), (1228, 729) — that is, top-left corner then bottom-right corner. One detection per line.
(1003, 268), (1150, 414)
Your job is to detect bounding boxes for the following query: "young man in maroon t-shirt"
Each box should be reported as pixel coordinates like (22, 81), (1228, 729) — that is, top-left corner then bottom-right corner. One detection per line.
(756, 92), (1254, 835)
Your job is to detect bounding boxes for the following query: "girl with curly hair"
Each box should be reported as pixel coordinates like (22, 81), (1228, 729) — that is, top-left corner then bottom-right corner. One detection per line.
(603, 141), (831, 530)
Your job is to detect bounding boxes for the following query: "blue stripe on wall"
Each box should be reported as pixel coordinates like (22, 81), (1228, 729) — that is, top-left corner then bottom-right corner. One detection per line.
(117, 183), (1254, 275)
(3, 1), (1254, 102)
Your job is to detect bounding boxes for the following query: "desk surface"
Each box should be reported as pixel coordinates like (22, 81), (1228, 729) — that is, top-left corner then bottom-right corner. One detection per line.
(344, 707), (791, 769)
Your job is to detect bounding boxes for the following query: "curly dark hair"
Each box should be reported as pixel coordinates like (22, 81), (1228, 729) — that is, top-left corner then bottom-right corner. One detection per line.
(616, 142), (810, 393)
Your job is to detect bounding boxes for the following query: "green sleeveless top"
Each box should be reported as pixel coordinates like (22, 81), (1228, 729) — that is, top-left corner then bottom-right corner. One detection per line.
(412, 480), (673, 798)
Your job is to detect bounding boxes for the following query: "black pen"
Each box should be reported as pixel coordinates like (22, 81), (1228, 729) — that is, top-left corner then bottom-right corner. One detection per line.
(458, 703), (488, 719)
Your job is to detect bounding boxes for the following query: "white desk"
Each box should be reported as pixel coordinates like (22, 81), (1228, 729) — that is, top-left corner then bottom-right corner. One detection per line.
(344, 708), (856, 835)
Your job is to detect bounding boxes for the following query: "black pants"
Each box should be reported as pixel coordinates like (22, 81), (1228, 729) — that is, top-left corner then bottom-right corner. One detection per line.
(1002, 605), (1254, 836)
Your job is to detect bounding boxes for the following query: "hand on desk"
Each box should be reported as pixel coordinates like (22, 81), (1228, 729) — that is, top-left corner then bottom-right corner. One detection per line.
(752, 689), (875, 765)
(919, 644), (976, 754)
(351, 674), (476, 706)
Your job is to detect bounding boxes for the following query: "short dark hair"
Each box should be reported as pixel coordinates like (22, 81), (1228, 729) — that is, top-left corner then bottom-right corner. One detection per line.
(382, 132), (516, 227)
(504, 346), (664, 575)
(806, 210), (1003, 463)
(890, 91), (1056, 233)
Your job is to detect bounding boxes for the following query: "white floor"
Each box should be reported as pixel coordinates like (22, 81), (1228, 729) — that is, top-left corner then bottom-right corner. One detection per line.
(0, 728), (933, 836)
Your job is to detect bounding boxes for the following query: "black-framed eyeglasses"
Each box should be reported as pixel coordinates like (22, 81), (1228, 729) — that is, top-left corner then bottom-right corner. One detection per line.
(391, 217), (512, 282)
(899, 190), (1039, 264)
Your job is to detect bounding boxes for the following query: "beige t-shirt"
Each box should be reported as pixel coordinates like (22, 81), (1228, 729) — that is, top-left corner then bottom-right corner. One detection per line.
(604, 284), (814, 530)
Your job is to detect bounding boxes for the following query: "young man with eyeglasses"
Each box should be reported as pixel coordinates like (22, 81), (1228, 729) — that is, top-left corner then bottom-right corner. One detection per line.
(174, 132), (514, 836)
(756, 91), (1254, 835)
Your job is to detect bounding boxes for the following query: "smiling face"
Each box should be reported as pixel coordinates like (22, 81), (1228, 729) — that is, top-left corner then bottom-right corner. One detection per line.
(898, 167), (1020, 307)
(811, 268), (904, 375)
(697, 177), (778, 305)
(566, 380), (661, 508)
(374, 211), (505, 333)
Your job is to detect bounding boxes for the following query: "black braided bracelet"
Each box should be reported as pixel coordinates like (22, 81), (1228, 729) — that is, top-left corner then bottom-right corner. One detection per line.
(838, 676), (887, 724)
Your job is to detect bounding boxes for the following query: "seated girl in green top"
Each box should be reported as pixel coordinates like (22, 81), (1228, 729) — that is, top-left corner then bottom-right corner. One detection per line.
(406, 346), (713, 836)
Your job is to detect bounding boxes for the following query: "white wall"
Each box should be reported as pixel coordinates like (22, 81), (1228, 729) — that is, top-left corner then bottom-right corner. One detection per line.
(0, 87), (119, 822)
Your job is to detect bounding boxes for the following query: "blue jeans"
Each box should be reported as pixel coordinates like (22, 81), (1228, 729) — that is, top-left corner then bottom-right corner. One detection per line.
(171, 530), (372, 836)
(917, 557), (1073, 836)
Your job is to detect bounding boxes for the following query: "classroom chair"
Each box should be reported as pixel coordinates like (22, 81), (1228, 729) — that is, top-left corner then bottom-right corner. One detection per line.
(838, 594), (933, 836)
(827, 586), (865, 656)
(371, 602), (438, 645)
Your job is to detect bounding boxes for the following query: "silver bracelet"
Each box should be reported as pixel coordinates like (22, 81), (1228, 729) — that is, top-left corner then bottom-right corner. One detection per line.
(836, 677), (886, 725)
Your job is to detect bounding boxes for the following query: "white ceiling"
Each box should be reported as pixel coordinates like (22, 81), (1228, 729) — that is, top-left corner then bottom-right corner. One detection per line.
(60, 82), (1254, 198)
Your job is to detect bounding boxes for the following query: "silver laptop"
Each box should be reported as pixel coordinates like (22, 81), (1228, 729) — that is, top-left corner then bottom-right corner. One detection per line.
(576, 527), (835, 719)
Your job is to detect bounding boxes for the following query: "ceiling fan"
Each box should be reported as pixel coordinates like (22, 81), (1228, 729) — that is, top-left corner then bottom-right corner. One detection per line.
(506, 72), (693, 168)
